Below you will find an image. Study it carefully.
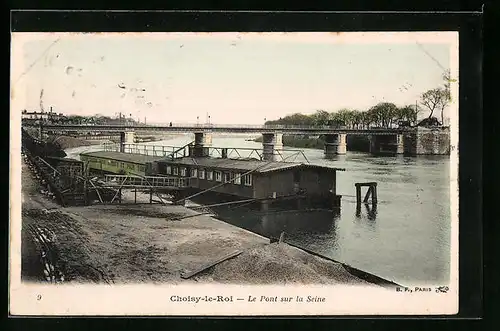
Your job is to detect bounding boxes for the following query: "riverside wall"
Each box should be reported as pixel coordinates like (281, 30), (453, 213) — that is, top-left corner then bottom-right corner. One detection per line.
(405, 127), (450, 155)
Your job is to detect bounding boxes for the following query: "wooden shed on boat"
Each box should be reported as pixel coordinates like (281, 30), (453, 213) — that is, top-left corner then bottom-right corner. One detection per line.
(146, 157), (345, 208)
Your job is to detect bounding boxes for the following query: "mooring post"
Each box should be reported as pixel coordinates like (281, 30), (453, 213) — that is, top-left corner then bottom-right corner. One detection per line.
(363, 186), (372, 203)
(119, 188), (122, 204)
(134, 188), (137, 204)
(356, 203), (362, 217)
(149, 188), (153, 204)
(355, 183), (362, 205)
(355, 182), (378, 205)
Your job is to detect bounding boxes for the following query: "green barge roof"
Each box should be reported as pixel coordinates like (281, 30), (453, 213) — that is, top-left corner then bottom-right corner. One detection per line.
(157, 157), (346, 173)
(80, 151), (164, 165)
(80, 152), (346, 173)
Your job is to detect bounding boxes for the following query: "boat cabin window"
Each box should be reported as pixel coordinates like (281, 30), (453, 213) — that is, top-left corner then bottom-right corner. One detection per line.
(127, 163), (135, 170)
(224, 172), (231, 183)
(215, 171), (222, 182)
(173, 167), (179, 176)
(244, 174), (252, 186)
(180, 167), (187, 177)
(166, 166), (172, 175)
(207, 170), (213, 181)
(234, 173), (241, 184)
(199, 169), (205, 179)
(191, 168), (198, 178)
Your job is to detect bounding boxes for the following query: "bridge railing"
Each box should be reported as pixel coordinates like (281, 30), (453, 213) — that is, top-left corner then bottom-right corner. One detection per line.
(28, 121), (415, 132)
(127, 123), (356, 130)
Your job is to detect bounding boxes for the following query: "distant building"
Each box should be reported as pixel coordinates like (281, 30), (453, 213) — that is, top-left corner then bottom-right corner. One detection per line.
(21, 108), (66, 123)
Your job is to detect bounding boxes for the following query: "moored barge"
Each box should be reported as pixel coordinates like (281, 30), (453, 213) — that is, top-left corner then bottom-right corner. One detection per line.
(146, 155), (345, 210)
(80, 147), (345, 209)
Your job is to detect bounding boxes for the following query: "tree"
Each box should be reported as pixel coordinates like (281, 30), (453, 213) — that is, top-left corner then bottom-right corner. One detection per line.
(420, 87), (450, 124)
(359, 111), (372, 129)
(396, 105), (420, 126)
(335, 109), (354, 128)
(350, 110), (363, 129)
(368, 102), (398, 128)
(311, 110), (330, 126)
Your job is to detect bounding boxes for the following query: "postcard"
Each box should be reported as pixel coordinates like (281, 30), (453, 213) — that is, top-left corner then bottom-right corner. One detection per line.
(10, 30), (459, 316)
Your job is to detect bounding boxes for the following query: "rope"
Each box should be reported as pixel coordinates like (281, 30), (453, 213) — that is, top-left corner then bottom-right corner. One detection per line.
(189, 198), (258, 209)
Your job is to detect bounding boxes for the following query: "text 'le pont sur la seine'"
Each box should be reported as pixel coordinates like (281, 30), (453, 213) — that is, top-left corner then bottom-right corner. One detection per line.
(170, 295), (326, 304)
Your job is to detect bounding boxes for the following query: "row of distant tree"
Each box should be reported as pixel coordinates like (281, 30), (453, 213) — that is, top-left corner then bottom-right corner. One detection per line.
(52, 114), (140, 125)
(265, 71), (452, 129)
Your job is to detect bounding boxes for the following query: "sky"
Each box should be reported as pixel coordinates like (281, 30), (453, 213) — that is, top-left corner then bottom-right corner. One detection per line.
(12, 32), (456, 125)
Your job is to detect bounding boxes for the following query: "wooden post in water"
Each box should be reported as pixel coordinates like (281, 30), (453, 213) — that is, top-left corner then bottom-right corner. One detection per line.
(355, 182), (378, 205)
(356, 184), (362, 205)
(149, 188), (153, 204)
(134, 188), (137, 204)
(363, 186), (372, 203)
(372, 184), (378, 203)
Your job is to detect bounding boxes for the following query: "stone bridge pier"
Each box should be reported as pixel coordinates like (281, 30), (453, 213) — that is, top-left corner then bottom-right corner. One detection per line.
(119, 131), (136, 152)
(369, 134), (404, 155)
(262, 133), (283, 161)
(324, 133), (347, 158)
(190, 131), (213, 157)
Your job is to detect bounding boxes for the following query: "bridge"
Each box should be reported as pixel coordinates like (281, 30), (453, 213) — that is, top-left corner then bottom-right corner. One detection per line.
(26, 122), (414, 135)
(23, 122), (418, 159)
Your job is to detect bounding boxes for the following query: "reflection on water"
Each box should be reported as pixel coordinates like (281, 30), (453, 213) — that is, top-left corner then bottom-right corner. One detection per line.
(66, 135), (451, 286)
(214, 207), (340, 240)
(355, 203), (378, 221)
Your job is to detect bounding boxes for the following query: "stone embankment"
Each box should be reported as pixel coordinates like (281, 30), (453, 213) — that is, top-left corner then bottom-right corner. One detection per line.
(49, 136), (111, 150)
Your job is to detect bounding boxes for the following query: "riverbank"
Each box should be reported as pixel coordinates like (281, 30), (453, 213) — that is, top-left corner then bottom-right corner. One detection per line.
(47, 133), (183, 150)
(49, 136), (112, 150)
(20, 158), (373, 286)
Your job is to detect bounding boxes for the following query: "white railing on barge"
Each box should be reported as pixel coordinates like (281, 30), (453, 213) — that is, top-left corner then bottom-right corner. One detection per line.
(103, 175), (190, 188)
(103, 143), (190, 158)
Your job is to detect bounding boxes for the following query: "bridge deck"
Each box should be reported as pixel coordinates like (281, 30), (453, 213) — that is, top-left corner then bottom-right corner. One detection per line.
(28, 123), (416, 135)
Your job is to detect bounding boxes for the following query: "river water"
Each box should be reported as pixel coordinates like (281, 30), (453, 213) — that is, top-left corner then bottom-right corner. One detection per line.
(66, 134), (451, 286)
